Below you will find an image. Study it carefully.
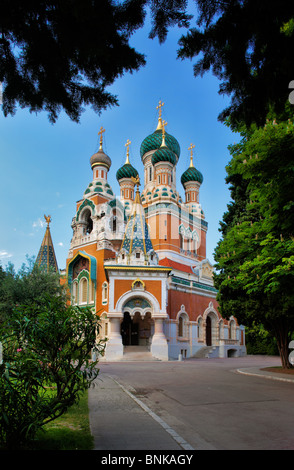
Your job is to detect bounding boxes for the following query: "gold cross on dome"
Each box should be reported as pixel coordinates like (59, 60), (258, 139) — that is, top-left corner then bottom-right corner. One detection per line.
(188, 143), (195, 156)
(188, 143), (195, 167)
(125, 139), (131, 163)
(98, 126), (105, 149)
(156, 100), (165, 118)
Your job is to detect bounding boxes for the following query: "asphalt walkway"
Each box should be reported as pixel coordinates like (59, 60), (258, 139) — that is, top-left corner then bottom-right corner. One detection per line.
(88, 362), (294, 451)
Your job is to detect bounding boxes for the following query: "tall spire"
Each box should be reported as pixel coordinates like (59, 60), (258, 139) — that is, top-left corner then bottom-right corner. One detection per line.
(35, 215), (58, 272)
(121, 175), (153, 258)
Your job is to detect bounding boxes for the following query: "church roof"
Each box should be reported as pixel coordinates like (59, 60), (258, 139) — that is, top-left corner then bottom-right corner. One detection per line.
(159, 257), (194, 274)
(181, 165), (203, 185)
(121, 186), (153, 255)
(35, 215), (58, 272)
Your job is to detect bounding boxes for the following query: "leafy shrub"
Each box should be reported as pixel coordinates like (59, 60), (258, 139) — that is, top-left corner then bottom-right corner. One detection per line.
(0, 295), (105, 448)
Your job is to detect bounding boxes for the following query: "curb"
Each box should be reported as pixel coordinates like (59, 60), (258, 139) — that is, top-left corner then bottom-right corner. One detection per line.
(236, 368), (294, 384)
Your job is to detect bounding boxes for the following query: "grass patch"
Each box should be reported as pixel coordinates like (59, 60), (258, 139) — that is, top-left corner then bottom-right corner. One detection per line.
(33, 390), (94, 450)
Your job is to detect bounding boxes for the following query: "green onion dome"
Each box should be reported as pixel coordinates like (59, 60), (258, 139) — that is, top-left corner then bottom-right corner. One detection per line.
(152, 146), (177, 166)
(116, 162), (138, 181)
(140, 129), (180, 159)
(181, 165), (203, 185)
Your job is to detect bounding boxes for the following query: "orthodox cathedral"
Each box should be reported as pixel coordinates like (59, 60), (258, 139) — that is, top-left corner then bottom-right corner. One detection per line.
(38, 102), (246, 361)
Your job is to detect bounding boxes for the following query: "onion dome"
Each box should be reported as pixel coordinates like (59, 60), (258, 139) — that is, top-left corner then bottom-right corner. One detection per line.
(116, 161), (138, 181)
(116, 139), (139, 181)
(152, 145), (177, 166)
(90, 126), (111, 170)
(151, 121), (177, 166)
(181, 148), (203, 185)
(90, 149), (111, 170)
(181, 165), (203, 185)
(141, 101), (180, 159)
(140, 129), (180, 159)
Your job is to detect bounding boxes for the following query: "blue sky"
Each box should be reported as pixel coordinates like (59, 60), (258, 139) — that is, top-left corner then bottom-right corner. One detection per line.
(0, 8), (239, 272)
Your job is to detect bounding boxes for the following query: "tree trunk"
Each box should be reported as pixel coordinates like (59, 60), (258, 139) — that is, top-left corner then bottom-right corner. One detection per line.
(274, 324), (292, 369)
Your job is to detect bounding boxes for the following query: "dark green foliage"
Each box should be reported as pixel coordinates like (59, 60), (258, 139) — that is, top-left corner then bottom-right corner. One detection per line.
(0, 257), (64, 324)
(178, 0), (294, 128)
(0, 0), (190, 122)
(214, 118), (294, 367)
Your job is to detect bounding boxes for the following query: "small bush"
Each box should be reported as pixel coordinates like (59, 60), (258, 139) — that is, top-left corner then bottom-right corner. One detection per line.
(0, 295), (105, 449)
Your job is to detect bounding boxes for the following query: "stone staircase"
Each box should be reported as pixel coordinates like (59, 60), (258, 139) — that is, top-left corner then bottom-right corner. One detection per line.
(120, 345), (161, 362)
(193, 345), (218, 359)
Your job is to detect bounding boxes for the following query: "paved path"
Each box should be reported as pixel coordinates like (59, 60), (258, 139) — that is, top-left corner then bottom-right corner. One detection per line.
(88, 374), (187, 450)
(88, 356), (294, 451)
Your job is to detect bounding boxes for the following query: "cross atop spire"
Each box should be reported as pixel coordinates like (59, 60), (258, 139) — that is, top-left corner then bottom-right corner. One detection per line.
(98, 126), (105, 150)
(188, 143), (195, 167)
(161, 120), (167, 147)
(156, 100), (165, 130)
(125, 138), (131, 164)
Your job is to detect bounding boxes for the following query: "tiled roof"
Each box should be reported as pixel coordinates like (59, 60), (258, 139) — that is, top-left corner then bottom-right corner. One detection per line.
(36, 216), (58, 272)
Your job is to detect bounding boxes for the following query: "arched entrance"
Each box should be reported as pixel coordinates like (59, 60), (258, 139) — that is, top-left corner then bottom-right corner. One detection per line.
(206, 316), (212, 346)
(121, 312), (139, 346)
(121, 298), (153, 347)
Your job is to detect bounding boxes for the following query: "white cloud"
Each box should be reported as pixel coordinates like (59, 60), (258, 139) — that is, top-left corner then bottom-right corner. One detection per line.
(58, 242), (64, 246)
(32, 218), (46, 229)
(0, 250), (12, 259)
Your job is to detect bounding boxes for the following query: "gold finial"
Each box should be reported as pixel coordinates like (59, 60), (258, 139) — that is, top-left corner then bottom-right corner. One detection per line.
(161, 120), (167, 147)
(131, 175), (141, 204)
(156, 100), (165, 130)
(125, 139), (131, 164)
(44, 215), (51, 226)
(188, 143), (195, 167)
(98, 126), (105, 150)
(131, 175), (140, 190)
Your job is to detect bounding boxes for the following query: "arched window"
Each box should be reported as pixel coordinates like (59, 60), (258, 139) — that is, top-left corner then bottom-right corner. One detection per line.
(102, 282), (108, 304)
(178, 312), (189, 338)
(179, 316), (184, 337)
(80, 278), (88, 304)
(229, 319), (236, 339)
(82, 208), (93, 234)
